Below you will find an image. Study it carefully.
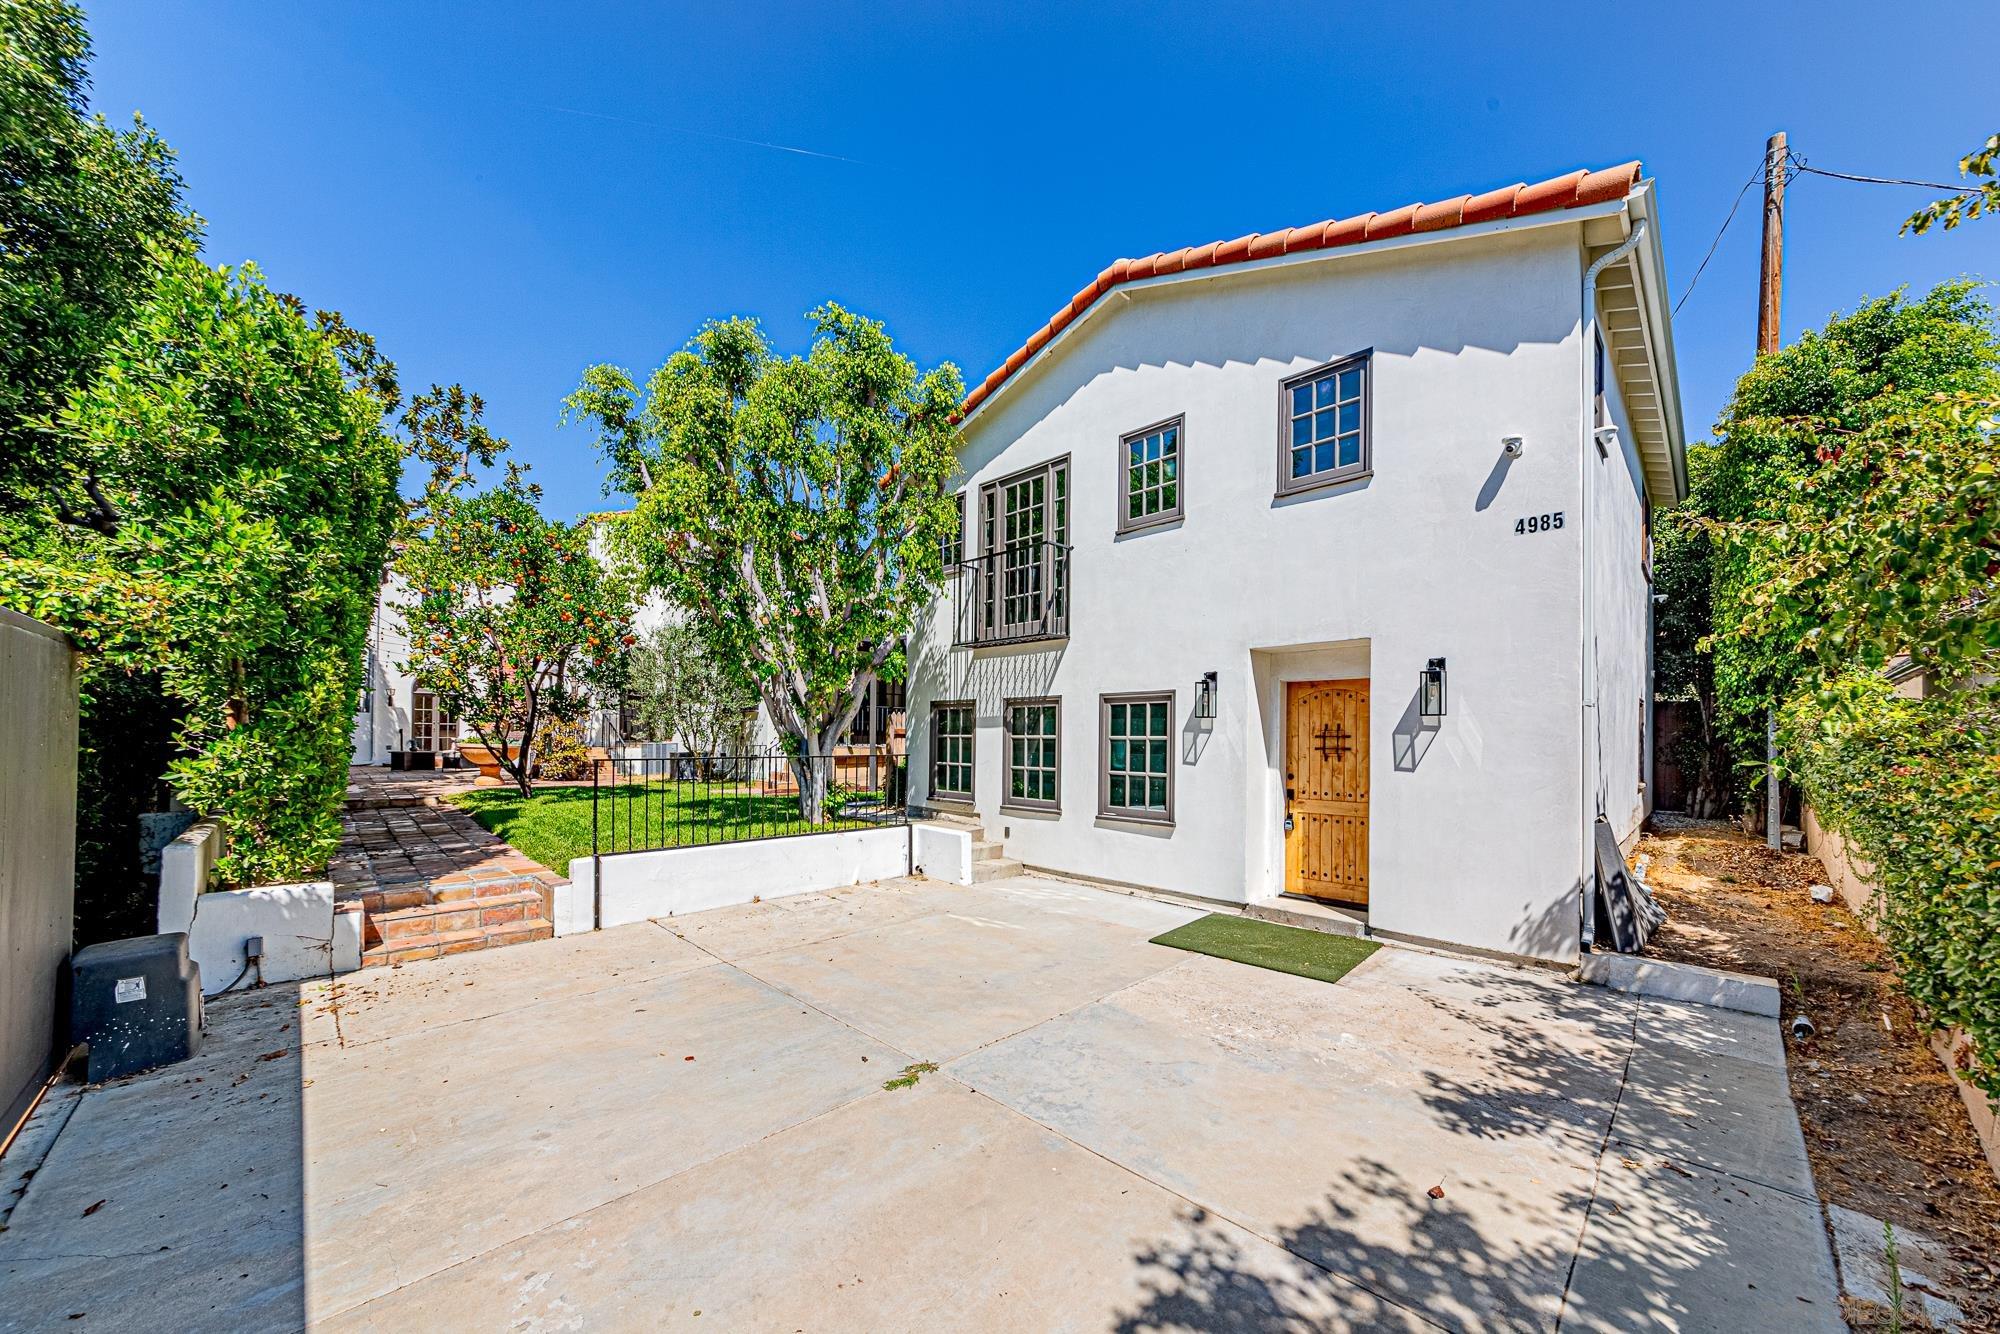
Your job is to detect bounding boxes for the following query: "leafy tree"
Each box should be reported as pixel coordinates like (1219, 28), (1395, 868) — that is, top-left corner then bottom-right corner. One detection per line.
(396, 460), (634, 798)
(0, 255), (402, 886)
(0, 0), (197, 519)
(626, 619), (758, 768)
(565, 304), (961, 823)
(1905, 133), (2000, 236)
(1701, 282), (2000, 779)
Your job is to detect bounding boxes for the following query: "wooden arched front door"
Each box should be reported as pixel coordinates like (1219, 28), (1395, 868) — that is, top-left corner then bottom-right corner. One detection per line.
(1283, 679), (1370, 906)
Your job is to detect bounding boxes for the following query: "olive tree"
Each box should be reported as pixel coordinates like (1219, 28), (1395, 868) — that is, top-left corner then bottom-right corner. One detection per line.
(566, 304), (961, 823)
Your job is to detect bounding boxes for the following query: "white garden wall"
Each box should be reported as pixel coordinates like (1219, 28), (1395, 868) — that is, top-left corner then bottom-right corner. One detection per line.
(912, 823), (974, 885)
(568, 827), (912, 929)
(165, 880), (357, 992)
(157, 817), (223, 934)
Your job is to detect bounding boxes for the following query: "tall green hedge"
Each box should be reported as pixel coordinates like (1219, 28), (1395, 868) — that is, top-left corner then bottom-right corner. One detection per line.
(1783, 681), (2000, 1097)
(0, 256), (400, 886)
(1690, 282), (2000, 1095)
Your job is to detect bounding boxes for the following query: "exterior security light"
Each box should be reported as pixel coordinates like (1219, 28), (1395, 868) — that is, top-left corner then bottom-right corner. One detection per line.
(1195, 671), (1218, 720)
(1420, 658), (1447, 723)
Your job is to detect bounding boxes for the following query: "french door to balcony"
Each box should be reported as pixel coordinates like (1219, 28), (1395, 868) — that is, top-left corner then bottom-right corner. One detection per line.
(979, 457), (1068, 643)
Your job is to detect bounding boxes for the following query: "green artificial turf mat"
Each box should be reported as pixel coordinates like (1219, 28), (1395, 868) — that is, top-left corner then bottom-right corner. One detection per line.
(1149, 913), (1380, 985)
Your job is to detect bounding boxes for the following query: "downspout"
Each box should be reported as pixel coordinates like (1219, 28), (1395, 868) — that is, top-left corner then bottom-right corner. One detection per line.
(1577, 216), (1649, 953)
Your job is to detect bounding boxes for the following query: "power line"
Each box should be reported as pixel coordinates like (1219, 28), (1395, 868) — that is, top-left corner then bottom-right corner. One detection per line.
(1786, 156), (1960, 192)
(1674, 156), (1768, 315)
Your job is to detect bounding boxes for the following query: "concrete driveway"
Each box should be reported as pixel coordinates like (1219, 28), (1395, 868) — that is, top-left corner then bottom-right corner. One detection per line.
(0, 874), (1839, 1331)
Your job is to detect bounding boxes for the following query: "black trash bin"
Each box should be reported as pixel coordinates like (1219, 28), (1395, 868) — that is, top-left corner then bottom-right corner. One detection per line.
(70, 933), (203, 1082)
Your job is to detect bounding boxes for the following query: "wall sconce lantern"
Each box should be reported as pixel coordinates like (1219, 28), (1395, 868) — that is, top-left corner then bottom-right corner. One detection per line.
(1419, 658), (1447, 723)
(1195, 671), (1218, 721)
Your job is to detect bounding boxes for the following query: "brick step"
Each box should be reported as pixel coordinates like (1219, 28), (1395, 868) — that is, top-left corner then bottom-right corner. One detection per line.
(970, 857), (1024, 883)
(367, 889), (547, 946)
(360, 918), (553, 968)
(338, 873), (546, 920)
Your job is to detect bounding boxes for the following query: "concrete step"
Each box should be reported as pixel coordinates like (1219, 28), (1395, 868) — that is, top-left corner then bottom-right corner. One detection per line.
(1243, 897), (1368, 938)
(360, 918), (553, 967)
(970, 857), (1025, 883)
(368, 889), (546, 945)
(971, 840), (1008, 863)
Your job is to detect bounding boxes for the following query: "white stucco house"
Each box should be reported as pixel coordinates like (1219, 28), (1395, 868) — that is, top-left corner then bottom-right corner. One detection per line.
(349, 523), (683, 768)
(906, 160), (1685, 964)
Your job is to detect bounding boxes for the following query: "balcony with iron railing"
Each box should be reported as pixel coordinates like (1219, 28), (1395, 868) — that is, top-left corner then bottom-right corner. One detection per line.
(952, 540), (1070, 648)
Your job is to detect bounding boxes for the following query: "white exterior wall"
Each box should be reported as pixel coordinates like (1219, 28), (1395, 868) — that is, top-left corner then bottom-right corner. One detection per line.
(910, 224), (1638, 963)
(351, 538), (683, 765)
(1589, 321), (1653, 846)
(351, 569), (413, 766)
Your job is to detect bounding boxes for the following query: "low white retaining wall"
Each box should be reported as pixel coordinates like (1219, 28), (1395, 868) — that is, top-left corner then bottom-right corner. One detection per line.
(162, 879), (358, 992)
(157, 817), (224, 934)
(568, 826), (912, 930)
(912, 822), (973, 886)
(157, 819), (360, 989)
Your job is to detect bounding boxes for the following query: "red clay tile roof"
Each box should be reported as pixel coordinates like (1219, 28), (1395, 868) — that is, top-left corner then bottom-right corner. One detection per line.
(960, 160), (1642, 420)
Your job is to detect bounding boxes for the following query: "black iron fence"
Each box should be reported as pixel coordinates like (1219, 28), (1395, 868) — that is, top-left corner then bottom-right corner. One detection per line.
(590, 748), (908, 858)
(953, 540), (1070, 647)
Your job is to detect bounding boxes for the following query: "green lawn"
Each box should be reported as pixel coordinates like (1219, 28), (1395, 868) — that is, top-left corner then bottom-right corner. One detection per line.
(1150, 914), (1379, 985)
(450, 781), (892, 875)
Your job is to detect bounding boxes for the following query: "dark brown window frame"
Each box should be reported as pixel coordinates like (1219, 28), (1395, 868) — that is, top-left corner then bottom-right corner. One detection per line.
(1116, 415), (1185, 534)
(928, 699), (975, 802)
(978, 454), (1071, 555)
(1275, 349), (1373, 498)
(941, 489), (965, 570)
(1097, 691), (1175, 825)
(1000, 695), (1062, 813)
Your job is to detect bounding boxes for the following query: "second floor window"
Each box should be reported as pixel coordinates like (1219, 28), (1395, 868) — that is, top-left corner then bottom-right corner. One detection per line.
(1279, 351), (1371, 495)
(1119, 417), (1183, 532)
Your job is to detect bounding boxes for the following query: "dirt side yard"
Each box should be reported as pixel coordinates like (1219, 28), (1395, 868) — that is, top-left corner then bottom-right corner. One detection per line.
(1636, 816), (2000, 1330)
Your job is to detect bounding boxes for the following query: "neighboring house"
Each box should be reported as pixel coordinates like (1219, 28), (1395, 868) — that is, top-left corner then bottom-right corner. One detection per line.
(351, 518), (905, 767)
(906, 160), (1686, 964)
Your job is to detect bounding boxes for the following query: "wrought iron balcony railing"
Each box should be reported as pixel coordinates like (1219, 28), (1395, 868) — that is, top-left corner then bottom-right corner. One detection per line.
(952, 540), (1070, 647)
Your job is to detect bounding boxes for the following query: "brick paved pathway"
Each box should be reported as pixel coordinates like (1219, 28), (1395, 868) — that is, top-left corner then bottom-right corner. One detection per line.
(336, 768), (563, 966)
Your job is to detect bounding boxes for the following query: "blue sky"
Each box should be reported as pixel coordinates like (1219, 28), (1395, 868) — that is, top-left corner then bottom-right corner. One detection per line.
(86, 1), (1996, 521)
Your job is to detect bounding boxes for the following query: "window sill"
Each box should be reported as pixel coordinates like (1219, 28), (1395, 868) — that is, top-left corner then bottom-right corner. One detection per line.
(1274, 467), (1373, 501)
(999, 802), (1060, 818)
(1096, 810), (1175, 830)
(1115, 513), (1184, 538)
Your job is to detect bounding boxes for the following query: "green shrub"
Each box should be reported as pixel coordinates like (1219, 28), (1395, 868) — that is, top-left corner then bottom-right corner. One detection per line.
(1783, 679), (2000, 1097)
(0, 257), (400, 886)
(535, 719), (592, 782)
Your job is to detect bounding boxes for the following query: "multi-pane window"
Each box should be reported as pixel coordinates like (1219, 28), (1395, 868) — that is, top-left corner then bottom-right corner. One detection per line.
(978, 458), (1070, 641)
(1003, 698), (1060, 810)
(931, 701), (973, 800)
(1279, 352), (1370, 493)
(1119, 417), (1182, 532)
(1100, 693), (1173, 822)
(411, 688), (438, 752)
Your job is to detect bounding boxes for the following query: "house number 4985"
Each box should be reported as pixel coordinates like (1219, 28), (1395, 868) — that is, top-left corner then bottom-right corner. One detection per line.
(1515, 512), (1564, 535)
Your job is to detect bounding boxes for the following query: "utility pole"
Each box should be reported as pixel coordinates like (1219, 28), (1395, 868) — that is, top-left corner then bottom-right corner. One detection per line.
(1759, 129), (1787, 850)
(1757, 130), (1787, 356)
